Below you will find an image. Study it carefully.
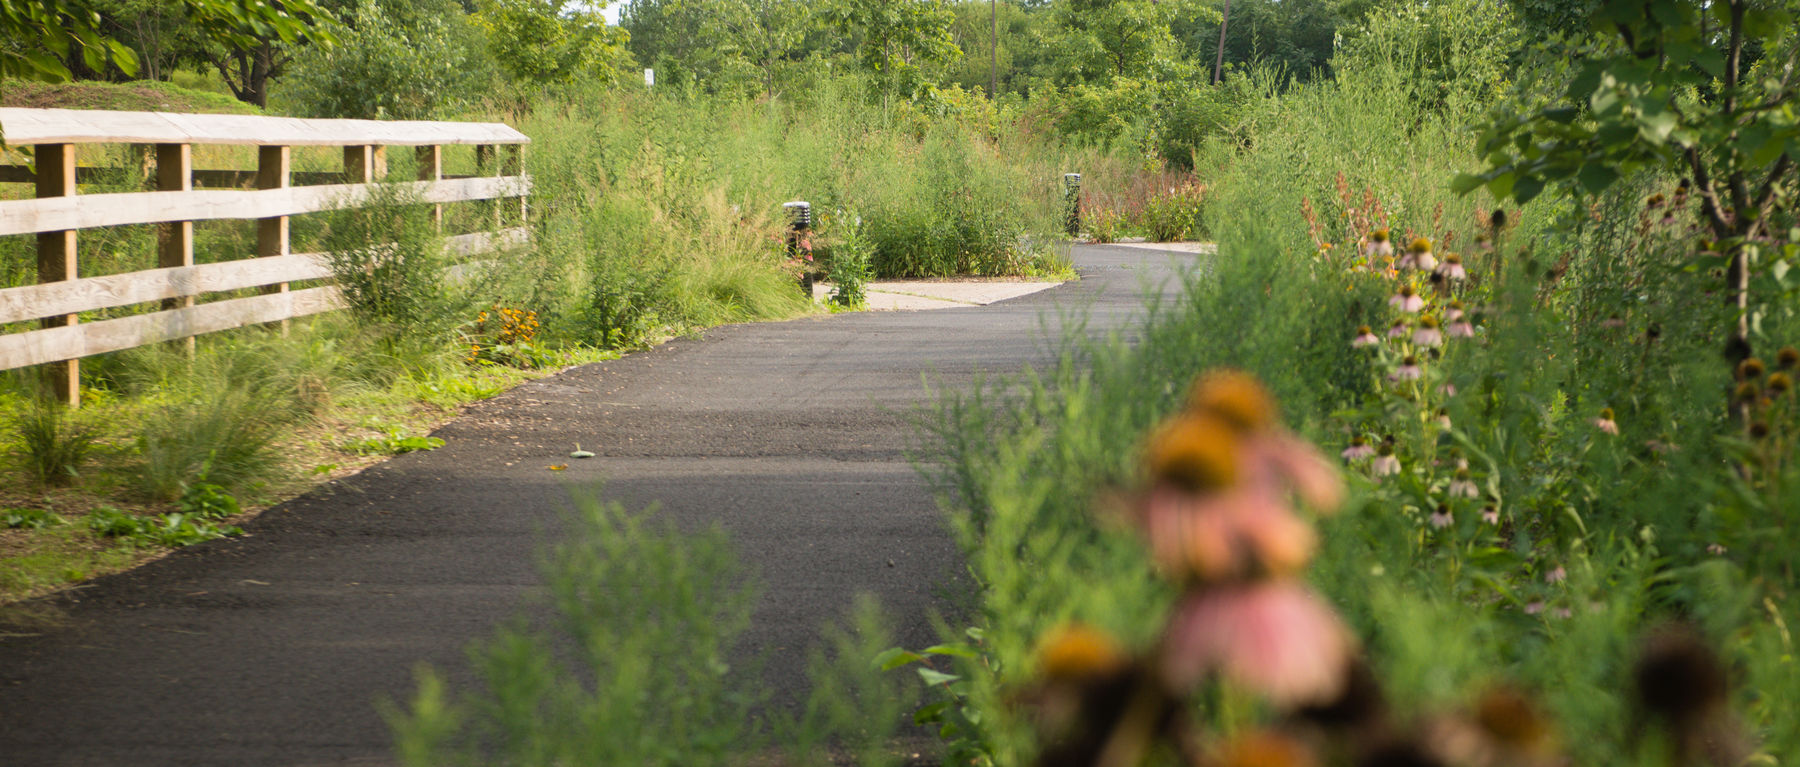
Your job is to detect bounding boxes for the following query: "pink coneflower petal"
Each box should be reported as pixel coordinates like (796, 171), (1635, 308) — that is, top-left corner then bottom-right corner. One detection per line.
(1390, 364), (1422, 381)
(1594, 418), (1618, 434)
(1371, 453), (1401, 476)
(1440, 383), (1458, 397)
(1707, 543), (1727, 555)
(1249, 434), (1346, 513)
(1141, 485), (1317, 583)
(1160, 582), (1352, 705)
(1351, 327), (1380, 347)
(1413, 327), (1443, 347)
(1387, 321), (1409, 339)
(1447, 321), (1475, 337)
(1340, 443), (1376, 461)
(1524, 601), (1544, 615)
(1553, 607), (1572, 619)
(1544, 566), (1567, 584)
(1482, 508), (1500, 525)
(1429, 510), (1453, 529)
(1448, 479), (1478, 498)
(1437, 262), (1466, 280)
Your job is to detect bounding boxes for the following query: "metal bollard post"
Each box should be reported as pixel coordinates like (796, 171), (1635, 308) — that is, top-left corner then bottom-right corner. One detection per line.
(1062, 173), (1082, 237)
(783, 201), (814, 297)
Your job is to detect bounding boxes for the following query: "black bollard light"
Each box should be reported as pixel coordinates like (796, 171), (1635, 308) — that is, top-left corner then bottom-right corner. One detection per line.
(1063, 173), (1082, 237)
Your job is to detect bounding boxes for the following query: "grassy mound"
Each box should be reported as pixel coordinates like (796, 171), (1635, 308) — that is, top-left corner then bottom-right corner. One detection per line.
(0, 79), (258, 114)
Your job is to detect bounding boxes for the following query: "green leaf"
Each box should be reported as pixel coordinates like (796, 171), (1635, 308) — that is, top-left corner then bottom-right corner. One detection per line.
(923, 643), (978, 658)
(875, 648), (926, 671)
(1450, 173), (1487, 195)
(913, 701), (950, 725)
(917, 668), (960, 686)
(1485, 171), (1516, 200)
(1578, 163), (1620, 194)
(1514, 176), (1545, 204)
(1638, 110), (1678, 144)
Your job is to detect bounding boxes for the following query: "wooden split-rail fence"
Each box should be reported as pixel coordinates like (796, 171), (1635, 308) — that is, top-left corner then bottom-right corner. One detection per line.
(0, 107), (531, 407)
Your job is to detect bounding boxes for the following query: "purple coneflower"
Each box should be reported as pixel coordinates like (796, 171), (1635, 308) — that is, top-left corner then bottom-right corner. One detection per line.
(1544, 565), (1567, 584)
(1707, 543), (1727, 555)
(1412, 316), (1444, 347)
(1434, 252), (1466, 281)
(1370, 444), (1400, 476)
(1447, 468), (1478, 498)
(1389, 284), (1425, 313)
(1428, 504), (1453, 529)
(1593, 407), (1618, 434)
(1341, 436), (1375, 461)
(1387, 320), (1409, 339)
(1398, 238), (1436, 271)
(1440, 382), (1458, 397)
(1351, 325), (1379, 347)
(1435, 407), (1453, 430)
(1390, 355), (1422, 381)
(1160, 581), (1353, 705)
(1364, 228), (1393, 258)
(1447, 317), (1475, 337)
(1524, 601), (1544, 615)
(1481, 506), (1500, 525)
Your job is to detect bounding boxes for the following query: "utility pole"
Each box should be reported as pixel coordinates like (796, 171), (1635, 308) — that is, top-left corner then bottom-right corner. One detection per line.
(990, 0), (999, 99)
(1212, 0), (1231, 85)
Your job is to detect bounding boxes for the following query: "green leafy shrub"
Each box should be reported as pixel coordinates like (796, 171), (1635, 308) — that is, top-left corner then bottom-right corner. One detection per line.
(826, 215), (872, 308)
(387, 496), (764, 765)
(1140, 179), (1207, 242)
(321, 184), (459, 341)
(3, 507), (64, 529)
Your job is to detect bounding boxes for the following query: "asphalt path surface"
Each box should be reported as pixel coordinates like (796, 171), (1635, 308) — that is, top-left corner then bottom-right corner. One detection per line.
(0, 244), (1197, 766)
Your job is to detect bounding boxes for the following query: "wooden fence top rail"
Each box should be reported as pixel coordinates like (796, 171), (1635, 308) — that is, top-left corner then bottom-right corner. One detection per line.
(0, 108), (529, 148)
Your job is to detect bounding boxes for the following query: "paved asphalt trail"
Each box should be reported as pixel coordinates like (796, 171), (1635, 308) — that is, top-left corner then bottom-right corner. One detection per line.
(0, 245), (1195, 766)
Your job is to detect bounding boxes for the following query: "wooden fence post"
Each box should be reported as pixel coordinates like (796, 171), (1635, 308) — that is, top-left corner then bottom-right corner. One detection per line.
(36, 143), (79, 406)
(475, 144), (500, 231)
(504, 144), (526, 226)
(258, 145), (291, 332)
(156, 144), (197, 355)
(416, 144), (443, 231)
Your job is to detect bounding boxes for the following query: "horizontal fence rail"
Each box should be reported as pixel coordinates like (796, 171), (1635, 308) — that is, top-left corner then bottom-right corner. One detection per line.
(0, 107), (531, 406)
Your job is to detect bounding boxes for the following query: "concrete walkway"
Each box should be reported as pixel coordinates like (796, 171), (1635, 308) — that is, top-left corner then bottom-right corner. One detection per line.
(0, 243), (1202, 767)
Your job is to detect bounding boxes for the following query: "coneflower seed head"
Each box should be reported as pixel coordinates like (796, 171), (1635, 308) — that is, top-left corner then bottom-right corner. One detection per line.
(1147, 414), (1241, 491)
(1188, 370), (1277, 432)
